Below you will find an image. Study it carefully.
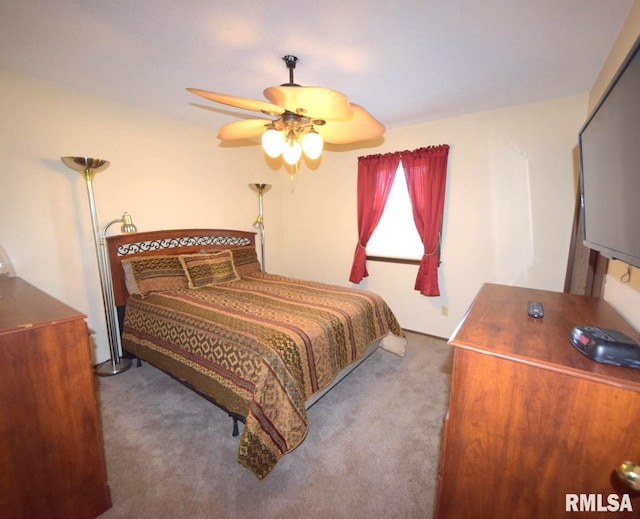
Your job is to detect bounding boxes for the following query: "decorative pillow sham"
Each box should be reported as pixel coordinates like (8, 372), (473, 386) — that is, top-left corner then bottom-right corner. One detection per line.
(231, 246), (262, 276)
(122, 255), (189, 297)
(179, 250), (240, 289)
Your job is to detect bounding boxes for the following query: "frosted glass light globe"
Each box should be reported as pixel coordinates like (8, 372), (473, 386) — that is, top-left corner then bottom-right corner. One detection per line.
(282, 140), (302, 165)
(261, 127), (285, 158)
(302, 130), (323, 160)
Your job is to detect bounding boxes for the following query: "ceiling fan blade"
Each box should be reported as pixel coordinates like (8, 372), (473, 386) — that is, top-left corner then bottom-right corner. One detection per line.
(315, 104), (385, 144)
(217, 119), (272, 140)
(187, 88), (284, 116)
(264, 86), (353, 120)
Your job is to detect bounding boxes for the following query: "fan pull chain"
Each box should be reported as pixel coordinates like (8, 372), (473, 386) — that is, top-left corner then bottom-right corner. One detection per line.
(289, 161), (298, 183)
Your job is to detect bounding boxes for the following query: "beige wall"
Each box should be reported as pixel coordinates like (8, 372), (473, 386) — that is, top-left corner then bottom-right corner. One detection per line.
(589, 0), (640, 330)
(274, 96), (588, 338)
(0, 69), (268, 363)
(0, 63), (622, 365)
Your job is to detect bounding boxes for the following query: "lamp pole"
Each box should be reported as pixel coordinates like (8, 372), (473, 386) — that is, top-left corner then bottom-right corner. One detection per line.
(249, 183), (271, 272)
(61, 157), (136, 376)
(98, 212), (137, 375)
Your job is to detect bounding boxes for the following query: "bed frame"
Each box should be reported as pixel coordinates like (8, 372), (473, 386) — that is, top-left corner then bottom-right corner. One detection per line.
(105, 228), (382, 437)
(106, 228), (256, 435)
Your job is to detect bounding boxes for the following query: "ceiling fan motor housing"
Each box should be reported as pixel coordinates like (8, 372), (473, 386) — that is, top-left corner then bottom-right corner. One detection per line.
(282, 55), (300, 86)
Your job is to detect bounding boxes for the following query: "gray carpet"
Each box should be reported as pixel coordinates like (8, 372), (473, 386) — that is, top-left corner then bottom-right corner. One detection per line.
(97, 331), (452, 519)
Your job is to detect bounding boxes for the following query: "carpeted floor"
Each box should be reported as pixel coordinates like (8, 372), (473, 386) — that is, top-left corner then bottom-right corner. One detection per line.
(96, 331), (452, 519)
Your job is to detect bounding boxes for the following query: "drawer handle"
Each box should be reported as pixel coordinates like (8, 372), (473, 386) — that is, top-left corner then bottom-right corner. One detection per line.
(616, 461), (640, 491)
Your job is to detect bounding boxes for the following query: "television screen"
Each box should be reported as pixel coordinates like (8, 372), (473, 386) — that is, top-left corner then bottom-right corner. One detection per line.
(579, 34), (640, 269)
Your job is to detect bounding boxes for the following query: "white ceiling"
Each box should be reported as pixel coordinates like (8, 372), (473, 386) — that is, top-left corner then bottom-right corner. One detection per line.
(0, 0), (635, 133)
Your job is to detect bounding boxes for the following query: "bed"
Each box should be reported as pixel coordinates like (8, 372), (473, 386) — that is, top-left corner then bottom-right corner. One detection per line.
(106, 228), (405, 479)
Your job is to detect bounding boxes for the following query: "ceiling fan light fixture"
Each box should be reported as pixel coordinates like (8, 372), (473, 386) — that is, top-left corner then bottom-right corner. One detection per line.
(261, 124), (284, 158)
(282, 139), (302, 165)
(301, 129), (323, 160)
(189, 54), (385, 175)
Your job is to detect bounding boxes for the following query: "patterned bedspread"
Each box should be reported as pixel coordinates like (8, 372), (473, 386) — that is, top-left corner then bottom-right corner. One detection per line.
(122, 272), (403, 479)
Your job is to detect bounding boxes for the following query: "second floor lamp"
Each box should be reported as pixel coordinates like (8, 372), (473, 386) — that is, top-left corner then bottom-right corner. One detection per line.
(249, 183), (271, 271)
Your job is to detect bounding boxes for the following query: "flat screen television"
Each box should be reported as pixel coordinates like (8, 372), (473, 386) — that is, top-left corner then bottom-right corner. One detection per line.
(578, 34), (640, 269)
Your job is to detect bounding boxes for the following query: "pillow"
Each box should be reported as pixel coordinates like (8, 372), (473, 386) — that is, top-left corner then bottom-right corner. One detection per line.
(179, 250), (240, 289)
(122, 255), (189, 297)
(231, 246), (262, 276)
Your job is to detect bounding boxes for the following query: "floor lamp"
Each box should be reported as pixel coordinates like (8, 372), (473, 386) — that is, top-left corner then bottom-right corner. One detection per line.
(61, 156), (137, 376)
(249, 183), (271, 271)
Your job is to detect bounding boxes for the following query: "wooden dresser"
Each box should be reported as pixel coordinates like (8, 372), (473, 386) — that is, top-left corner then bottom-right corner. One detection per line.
(435, 283), (640, 518)
(0, 277), (112, 518)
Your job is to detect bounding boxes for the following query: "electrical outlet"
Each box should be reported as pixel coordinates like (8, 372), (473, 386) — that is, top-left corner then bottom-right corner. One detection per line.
(441, 305), (448, 317)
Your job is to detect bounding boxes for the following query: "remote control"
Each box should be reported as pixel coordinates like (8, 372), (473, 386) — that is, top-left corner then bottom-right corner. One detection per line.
(528, 301), (544, 318)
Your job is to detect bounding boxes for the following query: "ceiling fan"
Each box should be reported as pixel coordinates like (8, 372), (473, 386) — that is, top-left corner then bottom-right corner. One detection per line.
(187, 55), (385, 166)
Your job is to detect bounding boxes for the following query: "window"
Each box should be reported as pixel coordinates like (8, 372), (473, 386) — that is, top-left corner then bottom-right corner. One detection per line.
(349, 145), (449, 296)
(366, 164), (423, 262)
